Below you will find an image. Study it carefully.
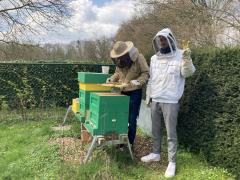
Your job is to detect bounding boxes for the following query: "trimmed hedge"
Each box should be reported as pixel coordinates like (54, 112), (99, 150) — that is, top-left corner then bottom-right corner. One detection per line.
(178, 47), (240, 177)
(0, 63), (115, 108)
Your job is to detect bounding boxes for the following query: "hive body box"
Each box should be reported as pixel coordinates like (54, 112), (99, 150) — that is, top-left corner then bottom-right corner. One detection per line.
(78, 72), (111, 84)
(77, 72), (111, 116)
(84, 92), (130, 136)
(75, 72), (130, 136)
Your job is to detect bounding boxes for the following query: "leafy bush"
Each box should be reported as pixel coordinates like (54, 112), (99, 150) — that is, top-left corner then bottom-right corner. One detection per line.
(0, 63), (115, 110)
(178, 47), (240, 177)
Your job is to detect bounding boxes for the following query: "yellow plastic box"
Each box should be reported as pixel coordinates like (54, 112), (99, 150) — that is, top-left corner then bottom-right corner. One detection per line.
(72, 98), (80, 113)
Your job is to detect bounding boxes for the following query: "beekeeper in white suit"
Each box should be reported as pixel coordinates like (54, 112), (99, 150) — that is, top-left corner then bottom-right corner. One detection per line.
(141, 28), (195, 178)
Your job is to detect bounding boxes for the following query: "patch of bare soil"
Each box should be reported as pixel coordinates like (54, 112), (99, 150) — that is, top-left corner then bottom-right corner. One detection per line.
(134, 136), (168, 170)
(49, 135), (168, 169)
(49, 137), (86, 164)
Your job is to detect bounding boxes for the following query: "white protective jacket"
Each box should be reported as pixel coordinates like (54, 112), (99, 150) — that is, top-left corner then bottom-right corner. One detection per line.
(147, 28), (196, 104)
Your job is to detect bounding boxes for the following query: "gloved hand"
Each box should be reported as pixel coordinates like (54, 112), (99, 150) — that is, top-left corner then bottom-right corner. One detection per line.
(113, 83), (129, 92)
(106, 78), (112, 83)
(130, 80), (141, 86)
(182, 40), (191, 59)
(117, 83), (129, 90)
(183, 48), (191, 59)
(181, 39), (195, 78)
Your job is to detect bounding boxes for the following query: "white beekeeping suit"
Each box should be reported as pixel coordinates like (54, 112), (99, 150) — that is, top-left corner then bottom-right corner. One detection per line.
(146, 28), (195, 104)
(142, 28), (196, 178)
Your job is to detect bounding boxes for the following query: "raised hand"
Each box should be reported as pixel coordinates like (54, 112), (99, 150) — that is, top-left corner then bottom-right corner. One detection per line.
(182, 40), (191, 58)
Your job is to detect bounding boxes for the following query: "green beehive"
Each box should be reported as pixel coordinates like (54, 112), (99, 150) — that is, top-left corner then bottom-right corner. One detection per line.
(79, 89), (112, 116)
(78, 72), (111, 83)
(77, 72), (112, 121)
(84, 92), (130, 136)
(79, 90), (90, 114)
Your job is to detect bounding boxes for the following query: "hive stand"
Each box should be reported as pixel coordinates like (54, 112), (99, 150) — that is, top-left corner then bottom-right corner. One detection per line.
(84, 134), (134, 164)
(61, 106), (134, 164)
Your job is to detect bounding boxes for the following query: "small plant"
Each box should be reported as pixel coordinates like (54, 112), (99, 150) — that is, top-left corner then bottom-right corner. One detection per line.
(0, 95), (8, 111)
(0, 68), (36, 121)
(16, 76), (36, 121)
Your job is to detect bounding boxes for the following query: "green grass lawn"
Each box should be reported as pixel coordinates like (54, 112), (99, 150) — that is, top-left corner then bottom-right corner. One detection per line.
(0, 109), (234, 180)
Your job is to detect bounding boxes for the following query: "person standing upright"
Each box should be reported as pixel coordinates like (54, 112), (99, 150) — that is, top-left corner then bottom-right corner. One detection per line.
(141, 28), (196, 178)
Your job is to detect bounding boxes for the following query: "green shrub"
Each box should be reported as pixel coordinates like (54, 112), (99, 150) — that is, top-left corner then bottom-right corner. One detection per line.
(0, 63), (115, 109)
(178, 47), (240, 177)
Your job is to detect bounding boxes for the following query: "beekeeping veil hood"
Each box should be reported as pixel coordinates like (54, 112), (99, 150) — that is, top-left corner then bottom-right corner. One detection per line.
(153, 28), (178, 57)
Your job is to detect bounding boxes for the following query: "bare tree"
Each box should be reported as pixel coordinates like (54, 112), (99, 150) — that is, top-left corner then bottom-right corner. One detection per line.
(0, 0), (70, 44)
(0, 37), (114, 63)
(83, 41), (98, 62)
(66, 44), (78, 60)
(95, 36), (112, 63)
(133, 0), (240, 47)
(192, 0), (240, 45)
(116, 0), (218, 54)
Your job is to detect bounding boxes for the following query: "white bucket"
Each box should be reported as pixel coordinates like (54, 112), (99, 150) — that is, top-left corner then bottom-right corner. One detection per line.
(102, 66), (110, 74)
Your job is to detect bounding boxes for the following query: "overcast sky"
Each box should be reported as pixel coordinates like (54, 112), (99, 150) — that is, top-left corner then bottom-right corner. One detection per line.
(35, 0), (135, 44)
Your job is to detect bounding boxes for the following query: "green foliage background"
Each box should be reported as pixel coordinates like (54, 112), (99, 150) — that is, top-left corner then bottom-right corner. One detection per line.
(0, 47), (239, 176)
(178, 47), (240, 177)
(0, 63), (115, 108)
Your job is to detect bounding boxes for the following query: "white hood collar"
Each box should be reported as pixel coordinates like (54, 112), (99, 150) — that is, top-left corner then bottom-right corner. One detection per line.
(153, 28), (178, 58)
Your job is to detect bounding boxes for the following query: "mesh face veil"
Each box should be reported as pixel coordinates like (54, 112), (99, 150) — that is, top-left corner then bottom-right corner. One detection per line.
(153, 28), (178, 57)
(112, 53), (132, 69)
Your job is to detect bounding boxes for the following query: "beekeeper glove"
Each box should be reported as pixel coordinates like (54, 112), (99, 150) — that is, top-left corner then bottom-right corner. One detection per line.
(116, 83), (129, 91)
(182, 40), (191, 59)
(183, 48), (191, 59)
(106, 78), (112, 83)
(181, 40), (196, 78)
(145, 85), (152, 107)
(130, 80), (141, 86)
